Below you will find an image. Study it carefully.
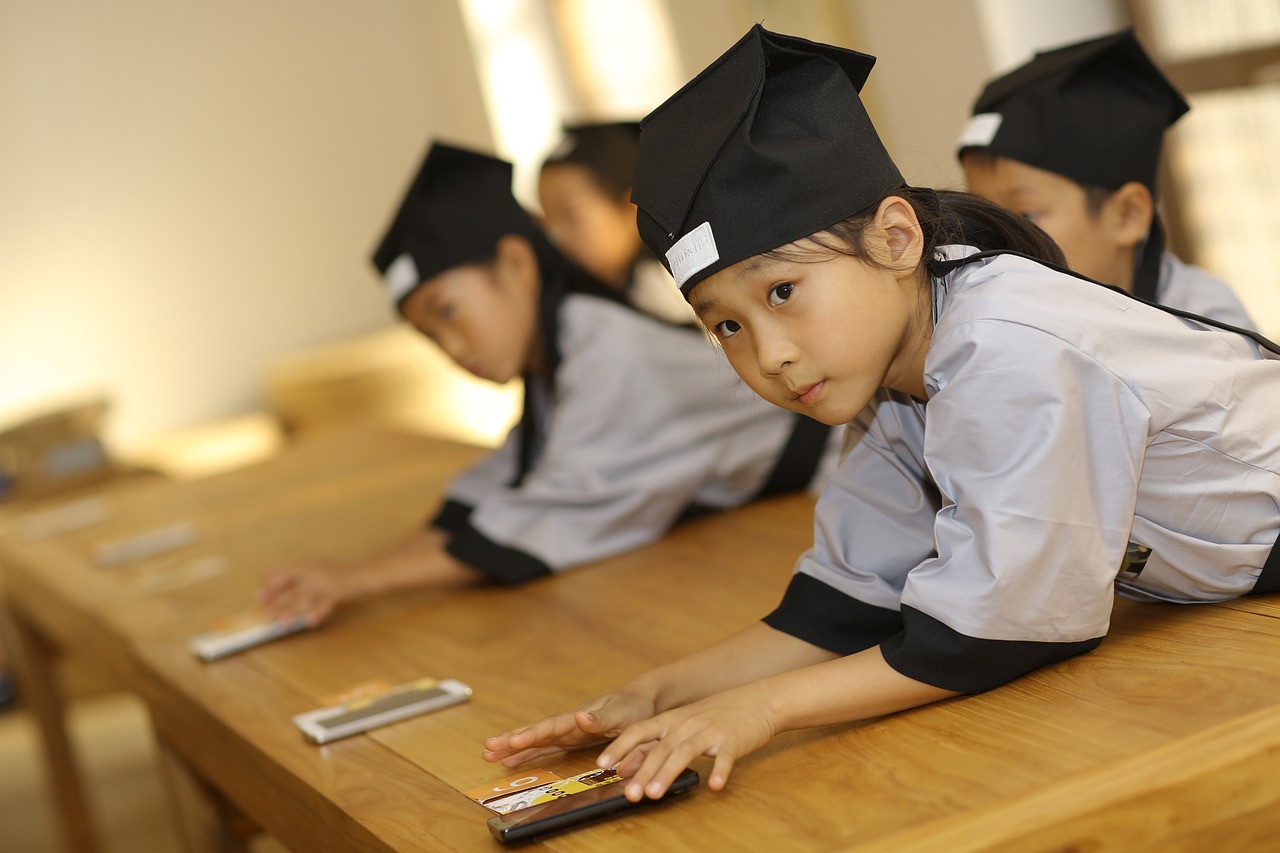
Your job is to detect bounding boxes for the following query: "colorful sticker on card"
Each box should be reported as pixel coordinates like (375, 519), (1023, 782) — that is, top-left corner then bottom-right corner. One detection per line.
(470, 767), (623, 814)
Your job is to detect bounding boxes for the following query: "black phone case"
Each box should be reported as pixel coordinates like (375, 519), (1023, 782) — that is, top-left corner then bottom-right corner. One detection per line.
(487, 768), (700, 844)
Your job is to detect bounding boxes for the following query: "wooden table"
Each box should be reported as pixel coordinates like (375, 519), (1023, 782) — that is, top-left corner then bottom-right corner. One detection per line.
(4, 427), (1280, 852)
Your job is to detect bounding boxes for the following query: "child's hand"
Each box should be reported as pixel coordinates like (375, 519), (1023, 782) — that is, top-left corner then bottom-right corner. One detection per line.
(482, 691), (657, 768)
(258, 559), (346, 627)
(599, 687), (777, 801)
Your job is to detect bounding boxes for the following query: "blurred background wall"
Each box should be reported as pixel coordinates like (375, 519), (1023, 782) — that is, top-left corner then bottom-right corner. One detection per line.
(1, 0), (1275, 470)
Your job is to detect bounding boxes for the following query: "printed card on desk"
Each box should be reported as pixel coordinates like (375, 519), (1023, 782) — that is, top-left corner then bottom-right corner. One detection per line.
(188, 609), (310, 661)
(469, 767), (623, 814)
(292, 676), (472, 744)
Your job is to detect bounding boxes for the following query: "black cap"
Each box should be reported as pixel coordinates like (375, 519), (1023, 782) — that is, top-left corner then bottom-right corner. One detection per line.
(372, 142), (540, 306)
(633, 25), (904, 297)
(542, 122), (642, 196)
(958, 29), (1189, 191)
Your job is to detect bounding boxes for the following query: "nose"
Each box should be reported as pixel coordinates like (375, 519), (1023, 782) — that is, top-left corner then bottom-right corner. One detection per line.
(754, 326), (795, 377)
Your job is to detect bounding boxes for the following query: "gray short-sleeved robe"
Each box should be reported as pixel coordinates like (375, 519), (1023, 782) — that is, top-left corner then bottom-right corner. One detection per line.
(767, 246), (1280, 693)
(434, 293), (841, 584)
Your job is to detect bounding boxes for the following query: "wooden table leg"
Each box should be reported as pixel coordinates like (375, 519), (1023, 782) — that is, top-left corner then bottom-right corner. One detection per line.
(3, 606), (101, 853)
(155, 736), (253, 853)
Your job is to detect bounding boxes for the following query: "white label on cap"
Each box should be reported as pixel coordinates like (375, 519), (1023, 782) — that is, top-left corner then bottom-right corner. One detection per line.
(666, 221), (719, 287)
(384, 253), (420, 303)
(958, 112), (1003, 148)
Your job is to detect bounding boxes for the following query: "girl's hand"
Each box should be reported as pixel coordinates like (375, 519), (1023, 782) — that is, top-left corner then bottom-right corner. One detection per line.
(258, 559), (347, 627)
(599, 687), (778, 801)
(482, 691), (657, 768)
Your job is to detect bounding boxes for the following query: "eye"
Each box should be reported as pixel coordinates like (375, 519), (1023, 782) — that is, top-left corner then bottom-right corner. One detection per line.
(768, 282), (794, 306)
(439, 303), (456, 322)
(713, 319), (741, 339)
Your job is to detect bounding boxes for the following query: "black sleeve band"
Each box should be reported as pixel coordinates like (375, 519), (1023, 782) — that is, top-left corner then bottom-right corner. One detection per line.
(1250, 533), (1280, 595)
(757, 415), (833, 497)
(763, 572), (904, 654)
(880, 605), (1104, 693)
(444, 517), (553, 586)
(428, 499), (473, 534)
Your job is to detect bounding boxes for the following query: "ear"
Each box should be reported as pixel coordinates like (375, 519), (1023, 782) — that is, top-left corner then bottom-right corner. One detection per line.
(873, 196), (925, 273)
(1103, 182), (1154, 250)
(493, 234), (540, 296)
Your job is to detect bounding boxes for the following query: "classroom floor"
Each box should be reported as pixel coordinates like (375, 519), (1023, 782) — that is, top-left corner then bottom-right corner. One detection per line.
(0, 691), (288, 853)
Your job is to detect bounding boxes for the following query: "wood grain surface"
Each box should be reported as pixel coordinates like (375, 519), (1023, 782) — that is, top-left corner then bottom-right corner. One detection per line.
(4, 427), (1280, 851)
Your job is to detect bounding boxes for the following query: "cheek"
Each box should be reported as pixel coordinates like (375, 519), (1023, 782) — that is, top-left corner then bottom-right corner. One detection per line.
(722, 344), (786, 403)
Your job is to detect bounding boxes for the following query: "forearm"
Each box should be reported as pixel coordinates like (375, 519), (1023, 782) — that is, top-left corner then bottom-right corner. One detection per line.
(625, 622), (840, 713)
(759, 645), (956, 732)
(338, 528), (481, 602)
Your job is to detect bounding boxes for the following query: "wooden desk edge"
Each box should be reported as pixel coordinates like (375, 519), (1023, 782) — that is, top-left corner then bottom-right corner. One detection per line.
(853, 701), (1280, 852)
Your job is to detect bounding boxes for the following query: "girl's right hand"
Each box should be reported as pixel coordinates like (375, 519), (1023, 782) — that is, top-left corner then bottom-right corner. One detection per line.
(482, 691), (657, 768)
(258, 559), (347, 627)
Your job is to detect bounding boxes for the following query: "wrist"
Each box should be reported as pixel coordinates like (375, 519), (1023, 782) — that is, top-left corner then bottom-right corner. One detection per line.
(329, 562), (373, 603)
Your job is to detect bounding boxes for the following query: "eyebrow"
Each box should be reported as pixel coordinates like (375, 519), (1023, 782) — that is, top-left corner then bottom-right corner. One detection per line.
(691, 294), (718, 317)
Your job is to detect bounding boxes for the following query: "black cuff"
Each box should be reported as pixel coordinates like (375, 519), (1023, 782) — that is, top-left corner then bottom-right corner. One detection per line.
(763, 573), (904, 654)
(429, 499), (473, 534)
(445, 517), (553, 586)
(1251, 534), (1280, 595)
(880, 605), (1104, 693)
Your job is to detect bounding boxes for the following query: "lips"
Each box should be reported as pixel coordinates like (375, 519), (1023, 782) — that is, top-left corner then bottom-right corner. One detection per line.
(793, 380), (825, 405)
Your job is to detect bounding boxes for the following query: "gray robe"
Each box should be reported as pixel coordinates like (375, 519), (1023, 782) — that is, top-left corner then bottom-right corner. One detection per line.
(1155, 252), (1256, 331)
(434, 293), (841, 583)
(767, 246), (1280, 693)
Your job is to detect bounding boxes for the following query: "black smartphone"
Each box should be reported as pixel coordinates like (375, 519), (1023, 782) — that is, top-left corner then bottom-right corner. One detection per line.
(486, 768), (700, 844)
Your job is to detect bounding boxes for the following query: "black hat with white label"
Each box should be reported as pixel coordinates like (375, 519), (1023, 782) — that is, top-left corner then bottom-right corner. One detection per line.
(957, 29), (1188, 191)
(542, 122), (642, 196)
(372, 143), (539, 307)
(633, 25), (904, 298)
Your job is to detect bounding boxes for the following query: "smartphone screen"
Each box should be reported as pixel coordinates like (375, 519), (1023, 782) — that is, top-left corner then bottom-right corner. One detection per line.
(487, 768), (699, 844)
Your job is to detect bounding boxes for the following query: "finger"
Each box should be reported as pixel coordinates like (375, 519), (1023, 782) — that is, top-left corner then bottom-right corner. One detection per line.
(305, 599), (332, 628)
(612, 741), (654, 778)
(598, 717), (667, 770)
(635, 732), (708, 801)
(707, 749), (737, 792)
(506, 712), (589, 750)
(259, 572), (296, 596)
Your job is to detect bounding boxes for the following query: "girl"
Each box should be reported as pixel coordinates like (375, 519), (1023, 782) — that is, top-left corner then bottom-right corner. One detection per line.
(539, 122), (695, 324)
(483, 26), (1280, 804)
(958, 30), (1256, 329)
(260, 142), (838, 625)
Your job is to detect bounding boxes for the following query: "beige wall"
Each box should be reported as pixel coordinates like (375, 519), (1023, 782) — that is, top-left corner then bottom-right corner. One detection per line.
(658, 0), (994, 190)
(4, 0), (1271, 456)
(0, 0), (489, 451)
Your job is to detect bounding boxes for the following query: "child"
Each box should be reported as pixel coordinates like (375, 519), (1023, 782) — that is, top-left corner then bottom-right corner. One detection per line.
(484, 26), (1280, 803)
(539, 122), (695, 324)
(260, 142), (839, 625)
(959, 30), (1256, 329)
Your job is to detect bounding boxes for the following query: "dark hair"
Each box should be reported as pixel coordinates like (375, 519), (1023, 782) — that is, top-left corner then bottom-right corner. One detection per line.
(766, 187), (1067, 275)
(540, 159), (630, 201)
(1081, 183), (1114, 217)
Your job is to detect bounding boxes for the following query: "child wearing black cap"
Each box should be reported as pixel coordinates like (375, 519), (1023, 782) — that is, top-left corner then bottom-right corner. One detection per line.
(259, 142), (839, 626)
(484, 26), (1280, 802)
(539, 122), (694, 324)
(959, 30), (1255, 329)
